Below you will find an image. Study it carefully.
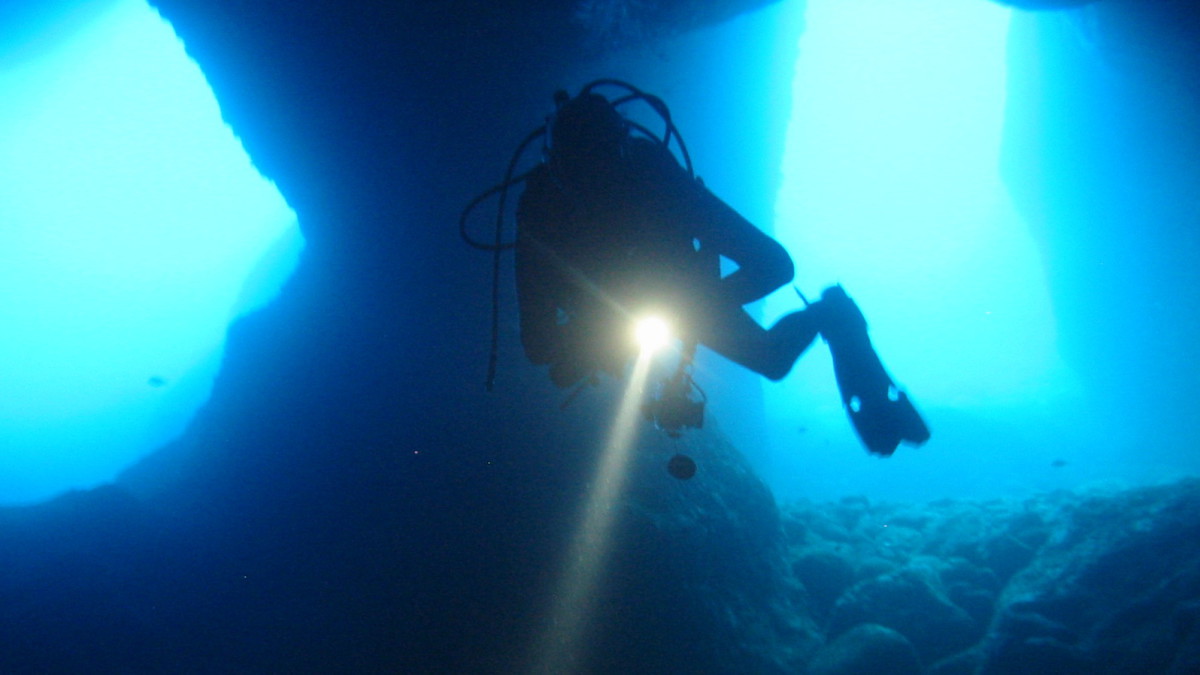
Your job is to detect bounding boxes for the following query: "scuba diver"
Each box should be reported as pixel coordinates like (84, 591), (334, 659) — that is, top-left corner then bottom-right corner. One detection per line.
(462, 80), (929, 457)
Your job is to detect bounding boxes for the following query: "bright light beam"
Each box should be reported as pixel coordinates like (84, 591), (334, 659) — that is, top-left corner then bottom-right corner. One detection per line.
(634, 315), (671, 354)
(530, 350), (655, 674)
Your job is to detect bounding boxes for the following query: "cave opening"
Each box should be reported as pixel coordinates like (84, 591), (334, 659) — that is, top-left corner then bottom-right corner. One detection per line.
(760, 0), (1075, 501)
(0, 0), (302, 505)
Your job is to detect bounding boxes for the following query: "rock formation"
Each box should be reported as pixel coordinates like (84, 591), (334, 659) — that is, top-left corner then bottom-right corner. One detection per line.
(2, 1), (1199, 672)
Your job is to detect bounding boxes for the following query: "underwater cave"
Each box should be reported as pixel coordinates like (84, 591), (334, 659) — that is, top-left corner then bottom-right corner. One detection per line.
(2, 0), (1200, 672)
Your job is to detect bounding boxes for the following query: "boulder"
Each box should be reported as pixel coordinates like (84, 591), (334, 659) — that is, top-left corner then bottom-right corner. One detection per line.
(807, 623), (922, 675)
(828, 567), (981, 663)
(792, 549), (856, 615)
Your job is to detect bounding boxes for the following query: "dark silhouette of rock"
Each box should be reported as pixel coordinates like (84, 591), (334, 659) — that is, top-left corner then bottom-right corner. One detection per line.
(4, 1), (1200, 672)
(828, 566), (982, 663)
(807, 623), (922, 675)
(792, 549), (856, 615)
(982, 481), (1200, 674)
(781, 481), (1200, 673)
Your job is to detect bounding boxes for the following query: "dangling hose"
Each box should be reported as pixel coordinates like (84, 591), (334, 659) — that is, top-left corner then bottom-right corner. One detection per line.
(458, 126), (546, 252)
(585, 79), (694, 179)
(459, 125), (546, 390)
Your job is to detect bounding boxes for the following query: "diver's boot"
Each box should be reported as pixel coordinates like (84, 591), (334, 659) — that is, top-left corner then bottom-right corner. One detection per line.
(818, 285), (930, 456)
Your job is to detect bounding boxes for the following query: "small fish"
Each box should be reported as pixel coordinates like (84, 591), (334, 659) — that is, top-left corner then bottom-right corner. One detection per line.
(148, 376), (167, 388)
(1051, 459), (1067, 469)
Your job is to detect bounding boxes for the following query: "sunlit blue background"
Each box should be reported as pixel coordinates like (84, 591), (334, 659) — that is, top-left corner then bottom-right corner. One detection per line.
(5, 0), (1189, 508)
(759, 0), (1083, 502)
(0, 0), (302, 505)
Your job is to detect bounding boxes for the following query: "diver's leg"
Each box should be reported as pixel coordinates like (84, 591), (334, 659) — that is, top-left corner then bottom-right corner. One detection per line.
(694, 305), (821, 381)
(816, 285), (931, 455)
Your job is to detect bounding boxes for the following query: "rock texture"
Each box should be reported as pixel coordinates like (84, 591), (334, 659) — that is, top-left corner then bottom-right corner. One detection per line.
(4, 1), (809, 671)
(780, 479), (1200, 673)
(0, 385), (814, 673)
(2, 1), (1199, 673)
(807, 623), (923, 675)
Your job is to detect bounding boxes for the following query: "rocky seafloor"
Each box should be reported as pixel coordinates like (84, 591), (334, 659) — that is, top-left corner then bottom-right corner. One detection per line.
(550, 410), (1200, 674)
(4, 409), (1200, 673)
(777, 477), (1200, 674)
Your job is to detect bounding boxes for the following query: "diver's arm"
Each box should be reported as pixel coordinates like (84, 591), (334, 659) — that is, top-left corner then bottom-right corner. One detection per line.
(632, 139), (794, 306)
(687, 184), (794, 307)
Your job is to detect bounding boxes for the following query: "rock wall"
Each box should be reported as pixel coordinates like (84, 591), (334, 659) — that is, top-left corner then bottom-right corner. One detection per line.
(3, 1), (1197, 672)
(1000, 4), (1200, 455)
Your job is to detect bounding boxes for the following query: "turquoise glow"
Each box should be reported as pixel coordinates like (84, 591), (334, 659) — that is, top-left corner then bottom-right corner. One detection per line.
(0, 0), (302, 504)
(764, 1), (1076, 500)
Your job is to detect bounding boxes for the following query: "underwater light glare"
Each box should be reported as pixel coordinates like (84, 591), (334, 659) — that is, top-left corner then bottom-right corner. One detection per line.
(531, 350), (654, 673)
(634, 315), (671, 354)
(0, 0), (302, 504)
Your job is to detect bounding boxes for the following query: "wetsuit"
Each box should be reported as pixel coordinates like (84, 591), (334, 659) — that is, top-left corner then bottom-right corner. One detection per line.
(516, 137), (820, 385)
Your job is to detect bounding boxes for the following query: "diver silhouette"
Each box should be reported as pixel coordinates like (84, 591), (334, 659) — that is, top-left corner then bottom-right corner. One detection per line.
(517, 89), (822, 383)
(466, 81), (928, 456)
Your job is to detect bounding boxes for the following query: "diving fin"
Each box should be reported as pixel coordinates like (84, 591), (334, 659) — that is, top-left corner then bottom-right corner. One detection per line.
(818, 285), (930, 456)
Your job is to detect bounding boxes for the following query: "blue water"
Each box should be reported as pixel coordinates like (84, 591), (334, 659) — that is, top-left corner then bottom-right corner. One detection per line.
(4, 1), (1200, 672)
(2, 0), (1190, 507)
(762, 1), (1072, 502)
(0, 0), (301, 504)
(606, 0), (1199, 504)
